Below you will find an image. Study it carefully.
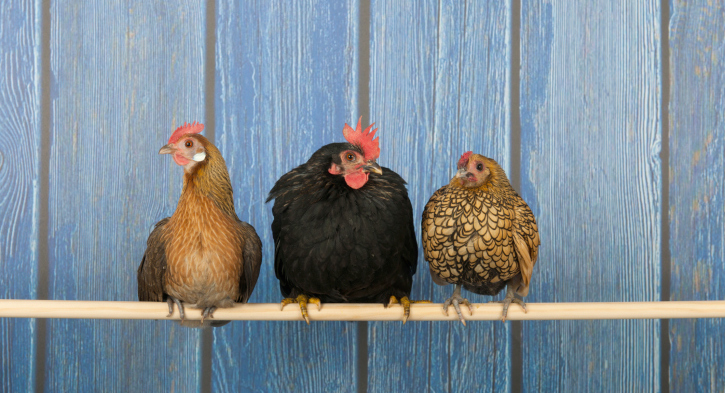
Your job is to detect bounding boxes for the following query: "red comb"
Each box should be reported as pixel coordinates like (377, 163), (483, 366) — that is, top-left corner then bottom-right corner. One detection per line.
(457, 151), (473, 168)
(342, 117), (380, 160)
(168, 121), (204, 144)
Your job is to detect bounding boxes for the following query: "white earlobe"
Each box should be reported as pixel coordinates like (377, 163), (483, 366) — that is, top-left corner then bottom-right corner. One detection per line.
(192, 152), (206, 162)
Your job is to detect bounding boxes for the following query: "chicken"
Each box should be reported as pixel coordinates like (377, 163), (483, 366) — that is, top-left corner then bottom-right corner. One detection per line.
(422, 152), (540, 324)
(137, 122), (262, 327)
(267, 118), (422, 323)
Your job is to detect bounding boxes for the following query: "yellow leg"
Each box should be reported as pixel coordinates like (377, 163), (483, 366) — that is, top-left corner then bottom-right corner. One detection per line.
(387, 296), (431, 324)
(281, 294), (322, 324)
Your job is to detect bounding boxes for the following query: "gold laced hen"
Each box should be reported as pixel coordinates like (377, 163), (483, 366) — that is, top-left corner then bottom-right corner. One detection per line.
(422, 153), (540, 324)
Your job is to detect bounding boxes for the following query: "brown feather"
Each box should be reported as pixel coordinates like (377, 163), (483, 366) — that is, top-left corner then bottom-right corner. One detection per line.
(163, 190), (246, 308)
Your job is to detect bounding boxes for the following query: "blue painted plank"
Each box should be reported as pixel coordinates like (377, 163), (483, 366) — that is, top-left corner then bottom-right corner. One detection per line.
(669, 1), (725, 391)
(45, 2), (206, 391)
(520, 1), (661, 391)
(0, 0), (41, 391)
(212, 1), (360, 391)
(368, 1), (511, 391)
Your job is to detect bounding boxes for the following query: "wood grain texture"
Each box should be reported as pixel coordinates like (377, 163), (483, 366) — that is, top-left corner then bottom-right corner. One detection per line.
(668, 1), (725, 391)
(7, 300), (725, 320)
(0, 0), (40, 391)
(520, 1), (661, 391)
(368, 0), (511, 391)
(45, 2), (206, 392)
(212, 1), (360, 391)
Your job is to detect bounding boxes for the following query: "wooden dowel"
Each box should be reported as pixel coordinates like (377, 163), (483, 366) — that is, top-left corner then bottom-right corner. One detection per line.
(1, 299), (725, 321)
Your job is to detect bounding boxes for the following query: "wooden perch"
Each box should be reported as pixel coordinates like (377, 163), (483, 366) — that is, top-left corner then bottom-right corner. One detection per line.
(1, 300), (725, 321)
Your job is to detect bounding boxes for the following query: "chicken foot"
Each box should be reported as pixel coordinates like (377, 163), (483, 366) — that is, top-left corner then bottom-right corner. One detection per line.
(281, 294), (321, 324)
(489, 283), (526, 322)
(201, 306), (217, 323)
(387, 296), (431, 324)
(443, 284), (474, 326)
(166, 296), (186, 322)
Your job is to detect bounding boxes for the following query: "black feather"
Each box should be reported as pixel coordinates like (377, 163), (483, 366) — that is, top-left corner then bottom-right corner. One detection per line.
(267, 143), (418, 304)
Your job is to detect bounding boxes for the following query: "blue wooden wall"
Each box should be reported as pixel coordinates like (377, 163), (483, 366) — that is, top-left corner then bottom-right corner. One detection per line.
(521, 2), (662, 391)
(0, 0), (723, 391)
(1, 1), (40, 391)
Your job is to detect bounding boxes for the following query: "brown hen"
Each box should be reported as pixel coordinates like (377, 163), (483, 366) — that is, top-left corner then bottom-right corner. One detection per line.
(422, 152), (540, 323)
(137, 122), (262, 327)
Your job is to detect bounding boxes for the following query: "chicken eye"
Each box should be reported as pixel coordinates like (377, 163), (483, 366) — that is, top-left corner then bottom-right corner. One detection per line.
(346, 153), (355, 161)
(476, 163), (483, 171)
(185, 140), (193, 148)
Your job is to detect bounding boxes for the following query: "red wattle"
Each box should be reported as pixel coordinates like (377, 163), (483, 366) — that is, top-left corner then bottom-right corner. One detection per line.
(173, 154), (190, 166)
(344, 171), (369, 189)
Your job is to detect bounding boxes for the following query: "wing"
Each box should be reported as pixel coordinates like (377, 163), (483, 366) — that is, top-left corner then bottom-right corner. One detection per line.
(381, 169), (418, 277)
(421, 186), (456, 285)
(268, 166), (331, 298)
(267, 165), (312, 297)
(236, 220), (263, 303)
(270, 182), (348, 298)
(369, 169), (419, 297)
(137, 218), (170, 302)
(270, 186), (296, 297)
(512, 198), (540, 296)
(400, 192), (419, 277)
(266, 165), (308, 204)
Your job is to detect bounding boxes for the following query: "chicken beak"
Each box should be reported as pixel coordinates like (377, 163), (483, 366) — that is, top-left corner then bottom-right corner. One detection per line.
(455, 168), (469, 179)
(362, 161), (383, 175)
(159, 144), (176, 155)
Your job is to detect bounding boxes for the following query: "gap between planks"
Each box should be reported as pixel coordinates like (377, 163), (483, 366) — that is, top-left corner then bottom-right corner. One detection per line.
(0, 300), (724, 321)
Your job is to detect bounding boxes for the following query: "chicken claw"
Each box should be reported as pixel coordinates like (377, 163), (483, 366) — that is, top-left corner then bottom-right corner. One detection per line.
(281, 294), (321, 324)
(387, 296), (431, 324)
(166, 296), (186, 322)
(489, 284), (526, 322)
(201, 306), (217, 323)
(443, 285), (474, 326)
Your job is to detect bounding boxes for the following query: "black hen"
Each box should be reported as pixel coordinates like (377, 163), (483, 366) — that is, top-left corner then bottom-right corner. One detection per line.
(266, 118), (421, 323)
